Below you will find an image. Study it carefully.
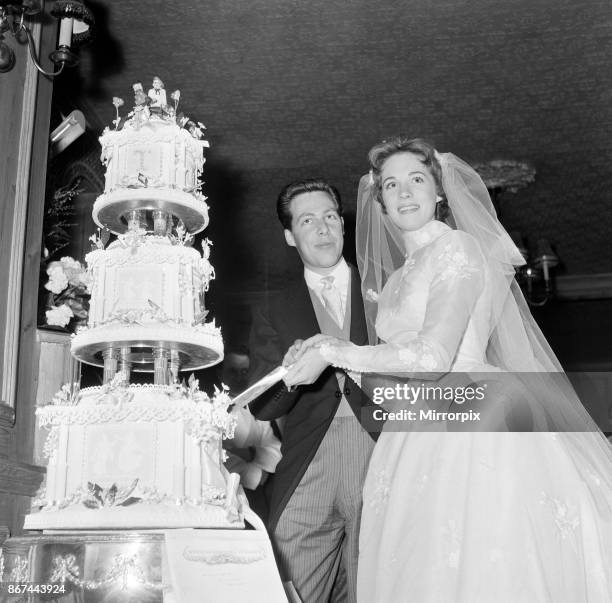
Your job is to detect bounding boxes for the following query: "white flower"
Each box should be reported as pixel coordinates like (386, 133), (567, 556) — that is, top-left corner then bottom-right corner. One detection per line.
(201, 238), (212, 259)
(89, 233), (105, 250)
(45, 264), (68, 294)
(365, 288), (379, 303)
(421, 354), (438, 371)
(398, 348), (417, 366)
(60, 256), (89, 287)
(59, 256), (81, 271)
(437, 247), (475, 281)
(46, 304), (74, 327)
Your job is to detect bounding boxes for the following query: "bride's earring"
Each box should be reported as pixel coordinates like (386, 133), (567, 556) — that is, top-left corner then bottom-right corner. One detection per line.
(436, 195), (443, 203)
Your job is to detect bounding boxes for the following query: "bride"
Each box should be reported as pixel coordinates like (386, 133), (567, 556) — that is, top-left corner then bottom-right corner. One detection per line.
(283, 137), (612, 602)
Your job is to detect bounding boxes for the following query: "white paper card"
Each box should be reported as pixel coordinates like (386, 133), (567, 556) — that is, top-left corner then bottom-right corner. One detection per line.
(164, 528), (287, 603)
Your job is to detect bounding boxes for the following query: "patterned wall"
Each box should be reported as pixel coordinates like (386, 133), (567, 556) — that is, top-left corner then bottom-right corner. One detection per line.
(53, 0), (612, 365)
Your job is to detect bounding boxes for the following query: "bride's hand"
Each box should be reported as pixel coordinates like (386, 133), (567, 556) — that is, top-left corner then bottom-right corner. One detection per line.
(298, 334), (340, 352)
(282, 339), (305, 367)
(282, 335), (340, 367)
(283, 347), (331, 387)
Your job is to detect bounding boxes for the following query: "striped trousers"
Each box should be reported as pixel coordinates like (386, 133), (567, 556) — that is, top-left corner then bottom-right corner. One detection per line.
(272, 416), (375, 603)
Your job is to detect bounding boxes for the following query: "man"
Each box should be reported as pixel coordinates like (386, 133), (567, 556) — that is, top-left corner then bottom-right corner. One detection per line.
(249, 179), (378, 603)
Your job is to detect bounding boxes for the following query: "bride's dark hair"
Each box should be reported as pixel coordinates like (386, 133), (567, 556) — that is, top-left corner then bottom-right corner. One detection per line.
(368, 136), (449, 221)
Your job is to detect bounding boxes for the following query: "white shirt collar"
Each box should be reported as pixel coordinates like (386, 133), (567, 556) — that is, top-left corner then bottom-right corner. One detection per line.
(304, 257), (350, 295)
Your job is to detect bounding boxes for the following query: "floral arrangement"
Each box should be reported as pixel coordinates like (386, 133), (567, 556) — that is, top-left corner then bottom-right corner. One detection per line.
(43, 256), (91, 329)
(39, 179), (94, 331)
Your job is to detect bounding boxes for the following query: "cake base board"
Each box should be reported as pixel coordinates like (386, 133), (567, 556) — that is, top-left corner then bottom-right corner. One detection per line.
(23, 502), (243, 531)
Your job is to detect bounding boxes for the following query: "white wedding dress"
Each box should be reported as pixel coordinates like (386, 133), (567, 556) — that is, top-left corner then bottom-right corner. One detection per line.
(321, 219), (612, 602)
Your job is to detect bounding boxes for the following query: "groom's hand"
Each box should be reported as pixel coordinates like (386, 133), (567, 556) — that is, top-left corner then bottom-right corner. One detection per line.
(283, 348), (330, 387)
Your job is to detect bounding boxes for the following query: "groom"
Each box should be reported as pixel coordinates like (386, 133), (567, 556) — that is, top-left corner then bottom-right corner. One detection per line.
(249, 179), (378, 603)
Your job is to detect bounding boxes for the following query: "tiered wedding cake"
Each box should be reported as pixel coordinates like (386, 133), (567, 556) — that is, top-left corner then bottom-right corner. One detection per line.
(25, 79), (242, 531)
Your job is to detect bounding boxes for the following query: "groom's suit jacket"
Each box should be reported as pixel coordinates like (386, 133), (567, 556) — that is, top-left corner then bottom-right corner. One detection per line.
(249, 263), (379, 532)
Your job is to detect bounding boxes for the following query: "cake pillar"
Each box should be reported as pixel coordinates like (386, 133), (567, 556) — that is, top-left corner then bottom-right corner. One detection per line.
(119, 347), (132, 382)
(153, 210), (170, 236)
(169, 350), (180, 383)
(102, 347), (118, 384)
(126, 209), (146, 232)
(153, 348), (169, 385)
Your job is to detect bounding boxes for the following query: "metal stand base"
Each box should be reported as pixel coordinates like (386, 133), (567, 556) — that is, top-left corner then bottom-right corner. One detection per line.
(2, 532), (168, 602)
(1, 516), (287, 603)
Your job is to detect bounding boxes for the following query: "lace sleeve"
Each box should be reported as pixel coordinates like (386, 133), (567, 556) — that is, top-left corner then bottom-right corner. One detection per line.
(320, 232), (486, 377)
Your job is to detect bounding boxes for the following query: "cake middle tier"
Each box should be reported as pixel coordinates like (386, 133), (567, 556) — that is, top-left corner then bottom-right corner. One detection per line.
(87, 235), (212, 327)
(71, 234), (223, 370)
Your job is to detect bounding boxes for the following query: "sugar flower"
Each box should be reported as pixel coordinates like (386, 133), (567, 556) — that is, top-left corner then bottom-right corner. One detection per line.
(112, 97), (125, 130)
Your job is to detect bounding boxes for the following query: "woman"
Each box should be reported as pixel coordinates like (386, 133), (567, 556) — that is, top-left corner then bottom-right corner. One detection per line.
(284, 137), (612, 601)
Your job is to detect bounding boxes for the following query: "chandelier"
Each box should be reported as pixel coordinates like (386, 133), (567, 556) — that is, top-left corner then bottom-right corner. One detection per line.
(474, 159), (559, 307)
(0, 0), (94, 78)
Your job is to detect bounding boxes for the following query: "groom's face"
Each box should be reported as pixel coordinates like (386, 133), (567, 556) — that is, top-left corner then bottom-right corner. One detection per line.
(284, 191), (344, 274)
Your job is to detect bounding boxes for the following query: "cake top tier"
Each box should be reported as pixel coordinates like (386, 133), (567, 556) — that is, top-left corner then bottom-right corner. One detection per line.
(94, 77), (212, 235)
(105, 76), (208, 143)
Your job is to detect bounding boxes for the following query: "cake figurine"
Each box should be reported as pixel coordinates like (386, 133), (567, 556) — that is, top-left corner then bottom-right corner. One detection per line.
(148, 75), (167, 110)
(132, 81), (150, 126)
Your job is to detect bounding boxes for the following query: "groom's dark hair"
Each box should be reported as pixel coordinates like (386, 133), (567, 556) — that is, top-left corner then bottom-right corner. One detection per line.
(277, 178), (343, 230)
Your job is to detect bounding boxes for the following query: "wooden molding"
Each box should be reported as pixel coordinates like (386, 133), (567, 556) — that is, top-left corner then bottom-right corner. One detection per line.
(555, 273), (612, 301)
(0, 458), (44, 497)
(15, 7), (57, 463)
(1, 21), (41, 411)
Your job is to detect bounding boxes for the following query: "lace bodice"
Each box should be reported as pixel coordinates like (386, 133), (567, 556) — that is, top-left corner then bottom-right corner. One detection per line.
(321, 220), (493, 375)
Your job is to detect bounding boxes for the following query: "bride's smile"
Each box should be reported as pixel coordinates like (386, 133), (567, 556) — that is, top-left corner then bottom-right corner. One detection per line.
(397, 203), (420, 214)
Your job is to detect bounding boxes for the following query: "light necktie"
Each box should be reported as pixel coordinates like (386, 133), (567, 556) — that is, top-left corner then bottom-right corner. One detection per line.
(320, 275), (343, 327)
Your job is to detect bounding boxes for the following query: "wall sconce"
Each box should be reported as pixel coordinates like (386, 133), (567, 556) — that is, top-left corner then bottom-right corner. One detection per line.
(511, 233), (559, 307)
(0, 1), (94, 78)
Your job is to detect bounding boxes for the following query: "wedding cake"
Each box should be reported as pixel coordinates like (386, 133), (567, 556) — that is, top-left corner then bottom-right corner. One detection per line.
(25, 78), (242, 531)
